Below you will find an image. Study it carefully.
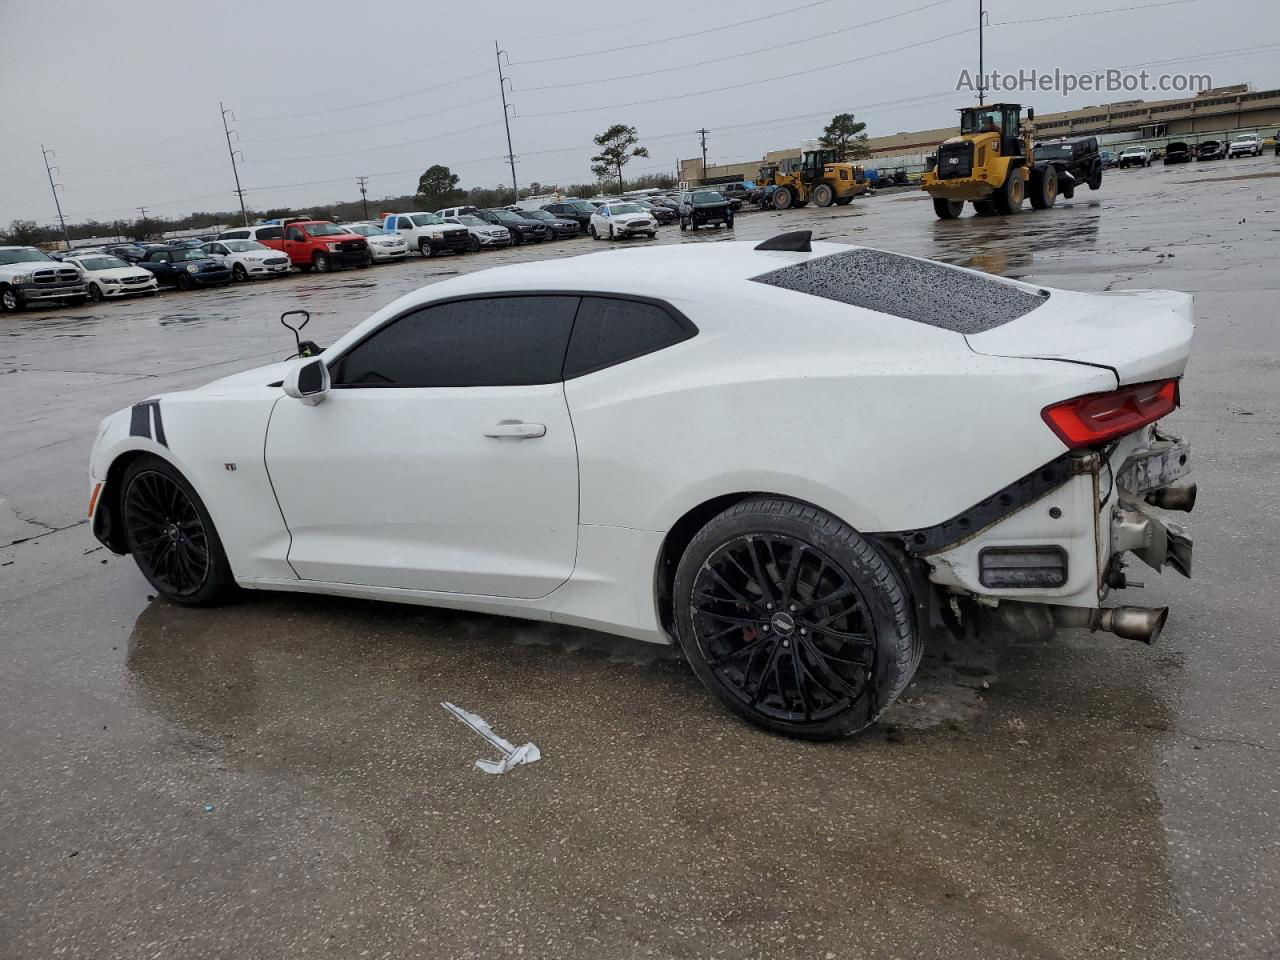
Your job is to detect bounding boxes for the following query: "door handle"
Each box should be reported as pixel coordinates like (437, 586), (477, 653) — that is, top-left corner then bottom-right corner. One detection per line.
(484, 421), (546, 440)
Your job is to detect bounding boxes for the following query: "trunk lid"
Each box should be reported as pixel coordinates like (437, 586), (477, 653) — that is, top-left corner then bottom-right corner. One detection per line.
(965, 287), (1194, 385)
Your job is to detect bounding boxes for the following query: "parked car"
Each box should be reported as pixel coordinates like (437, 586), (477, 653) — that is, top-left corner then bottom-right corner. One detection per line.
(509, 208), (579, 239)
(589, 201), (657, 241)
(1100, 150), (1118, 168)
(1032, 137), (1103, 197)
(87, 234), (1199, 740)
(218, 224), (284, 245)
(380, 212), (469, 258)
(476, 209), (547, 245)
(540, 198), (600, 232)
(715, 183), (750, 210)
(678, 190), (734, 231)
(200, 239), (293, 281)
(1163, 141), (1192, 165)
(435, 206), (480, 221)
(442, 214), (511, 251)
(1227, 133), (1263, 158)
(100, 243), (148, 262)
(1117, 146), (1153, 168)
(340, 224), (409, 263)
(1195, 140), (1225, 161)
(137, 246), (233, 290)
(63, 252), (158, 300)
(623, 197), (678, 225)
(0, 246), (89, 311)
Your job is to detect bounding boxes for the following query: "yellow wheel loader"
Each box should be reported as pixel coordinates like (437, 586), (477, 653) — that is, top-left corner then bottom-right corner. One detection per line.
(921, 103), (1059, 219)
(771, 140), (870, 210)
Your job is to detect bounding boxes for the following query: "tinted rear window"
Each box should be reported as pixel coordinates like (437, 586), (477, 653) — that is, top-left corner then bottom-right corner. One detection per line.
(564, 297), (694, 378)
(750, 248), (1047, 334)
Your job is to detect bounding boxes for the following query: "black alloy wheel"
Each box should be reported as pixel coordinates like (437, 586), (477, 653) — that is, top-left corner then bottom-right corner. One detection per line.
(88, 283), (104, 302)
(121, 456), (235, 605)
(233, 263), (249, 281)
(124, 470), (211, 598)
(674, 499), (920, 739)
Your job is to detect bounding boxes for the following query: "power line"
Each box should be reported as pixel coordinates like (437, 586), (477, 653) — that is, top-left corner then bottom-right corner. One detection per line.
(60, 145), (227, 177)
(993, 0), (1199, 26)
(510, 0), (848, 65)
(56, 127), (223, 159)
(239, 94), (499, 143)
(520, 27), (977, 118)
(518, 0), (959, 93)
(241, 120), (504, 165)
(238, 68), (493, 122)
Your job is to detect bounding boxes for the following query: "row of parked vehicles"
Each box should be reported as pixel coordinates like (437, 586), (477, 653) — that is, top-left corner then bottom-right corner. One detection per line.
(0, 191), (742, 311)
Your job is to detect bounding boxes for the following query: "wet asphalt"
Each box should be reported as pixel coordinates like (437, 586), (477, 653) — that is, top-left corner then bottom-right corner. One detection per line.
(2, 157), (1278, 959)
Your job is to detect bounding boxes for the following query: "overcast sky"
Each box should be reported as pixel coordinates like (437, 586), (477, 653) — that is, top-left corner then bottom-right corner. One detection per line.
(2, 0), (1276, 225)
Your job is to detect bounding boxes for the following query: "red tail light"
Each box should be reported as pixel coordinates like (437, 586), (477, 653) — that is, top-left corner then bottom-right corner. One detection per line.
(1042, 378), (1179, 448)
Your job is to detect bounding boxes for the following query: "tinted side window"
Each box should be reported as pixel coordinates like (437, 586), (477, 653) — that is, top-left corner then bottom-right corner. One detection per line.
(221, 230), (248, 240)
(333, 296), (581, 388)
(563, 297), (695, 379)
(258, 227), (282, 240)
(287, 227), (305, 242)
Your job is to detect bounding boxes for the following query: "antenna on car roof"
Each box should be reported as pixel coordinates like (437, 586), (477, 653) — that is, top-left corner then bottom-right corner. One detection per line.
(755, 231), (812, 252)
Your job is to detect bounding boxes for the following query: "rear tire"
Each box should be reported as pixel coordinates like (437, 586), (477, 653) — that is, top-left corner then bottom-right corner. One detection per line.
(812, 183), (834, 207)
(120, 454), (238, 607)
(932, 197), (964, 219)
(673, 498), (920, 740)
(773, 186), (795, 210)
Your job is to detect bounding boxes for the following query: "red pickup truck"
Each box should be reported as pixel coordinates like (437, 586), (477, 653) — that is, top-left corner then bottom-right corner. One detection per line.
(256, 218), (372, 272)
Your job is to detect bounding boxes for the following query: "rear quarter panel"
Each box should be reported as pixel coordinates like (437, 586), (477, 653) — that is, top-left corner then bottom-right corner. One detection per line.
(564, 286), (1116, 536)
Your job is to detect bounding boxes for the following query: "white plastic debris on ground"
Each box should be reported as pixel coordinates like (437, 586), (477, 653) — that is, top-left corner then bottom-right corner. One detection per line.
(441, 702), (541, 775)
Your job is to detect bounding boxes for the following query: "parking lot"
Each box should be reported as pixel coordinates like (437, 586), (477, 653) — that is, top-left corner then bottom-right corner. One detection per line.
(3, 156), (1278, 959)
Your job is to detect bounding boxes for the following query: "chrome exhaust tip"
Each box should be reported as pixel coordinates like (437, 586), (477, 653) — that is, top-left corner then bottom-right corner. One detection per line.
(1051, 604), (1170, 645)
(1146, 483), (1197, 512)
(1097, 606), (1169, 645)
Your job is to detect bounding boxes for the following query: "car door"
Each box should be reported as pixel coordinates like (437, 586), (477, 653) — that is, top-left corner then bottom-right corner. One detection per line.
(264, 294), (582, 600)
(143, 251), (172, 281)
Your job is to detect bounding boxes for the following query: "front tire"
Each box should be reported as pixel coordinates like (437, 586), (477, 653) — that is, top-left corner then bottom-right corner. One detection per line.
(232, 263), (248, 282)
(176, 273), (195, 291)
(312, 253), (330, 273)
(120, 455), (237, 607)
(88, 283), (104, 302)
(932, 197), (964, 219)
(0, 286), (22, 312)
(418, 239), (434, 258)
(468, 235), (481, 253)
(993, 170), (1025, 214)
(673, 498), (920, 739)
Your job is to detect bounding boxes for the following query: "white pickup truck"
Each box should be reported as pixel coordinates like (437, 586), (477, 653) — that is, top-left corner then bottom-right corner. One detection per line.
(1227, 133), (1263, 158)
(380, 212), (470, 258)
(0, 246), (89, 312)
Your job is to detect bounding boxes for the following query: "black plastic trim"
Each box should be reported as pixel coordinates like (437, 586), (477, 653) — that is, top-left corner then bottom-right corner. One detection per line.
(888, 452), (1074, 555)
(128, 400), (167, 447)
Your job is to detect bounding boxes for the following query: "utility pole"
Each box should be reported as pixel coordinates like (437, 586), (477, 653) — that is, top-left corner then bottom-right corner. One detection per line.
(220, 102), (249, 226)
(495, 42), (519, 204)
(40, 145), (71, 250)
(356, 176), (369, 219)
(977, 0), (986, 106)
(698, 128), (709, 184)
(136, 206), (149, 241)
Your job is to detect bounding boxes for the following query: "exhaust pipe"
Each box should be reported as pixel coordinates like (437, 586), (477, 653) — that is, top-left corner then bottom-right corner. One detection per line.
(1052, 605), (1169, 645)
(1146, 483), (1197, 512)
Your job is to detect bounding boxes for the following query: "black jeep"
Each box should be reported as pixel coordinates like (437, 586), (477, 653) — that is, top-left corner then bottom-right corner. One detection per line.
(1032, 137), (1103, 198)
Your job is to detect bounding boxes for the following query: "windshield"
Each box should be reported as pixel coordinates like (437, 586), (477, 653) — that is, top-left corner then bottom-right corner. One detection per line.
(490, 211), (524, 223)
(692, 191), (726, 205)
(608, 203), (642, 214)
(302, 222), (349, 237)
(1122, 148), (1144, 155)
(411, 214), (444, 226)
(0, 248), (54, 265)
(569, 201), (596, 212)
(522, 210), (554, 221)
(343, 225), (381, 237)
(223, 240), (268, 251)
(173, 248), (209, 261)
(1035, 144), (1071, 159)
(1235, 134), (1259, 141)
(451, 215), (483, 226)
(77, 256), (129, 270)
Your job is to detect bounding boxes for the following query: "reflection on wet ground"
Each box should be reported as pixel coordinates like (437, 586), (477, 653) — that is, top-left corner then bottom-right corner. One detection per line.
(3, 153), (1279, 958)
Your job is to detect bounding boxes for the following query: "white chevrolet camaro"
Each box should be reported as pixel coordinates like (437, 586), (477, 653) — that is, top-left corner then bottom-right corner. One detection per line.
(87, 232), (1197, 738)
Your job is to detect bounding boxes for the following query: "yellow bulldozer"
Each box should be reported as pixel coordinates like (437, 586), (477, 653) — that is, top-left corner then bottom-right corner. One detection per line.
(769, 139), (869, 210)
(920, 102), (1058, 219)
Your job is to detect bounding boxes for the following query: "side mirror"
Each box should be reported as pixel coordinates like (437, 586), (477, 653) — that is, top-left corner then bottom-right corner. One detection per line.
(1027, 108), (1035, 122)
(282, 358), (329, 406)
